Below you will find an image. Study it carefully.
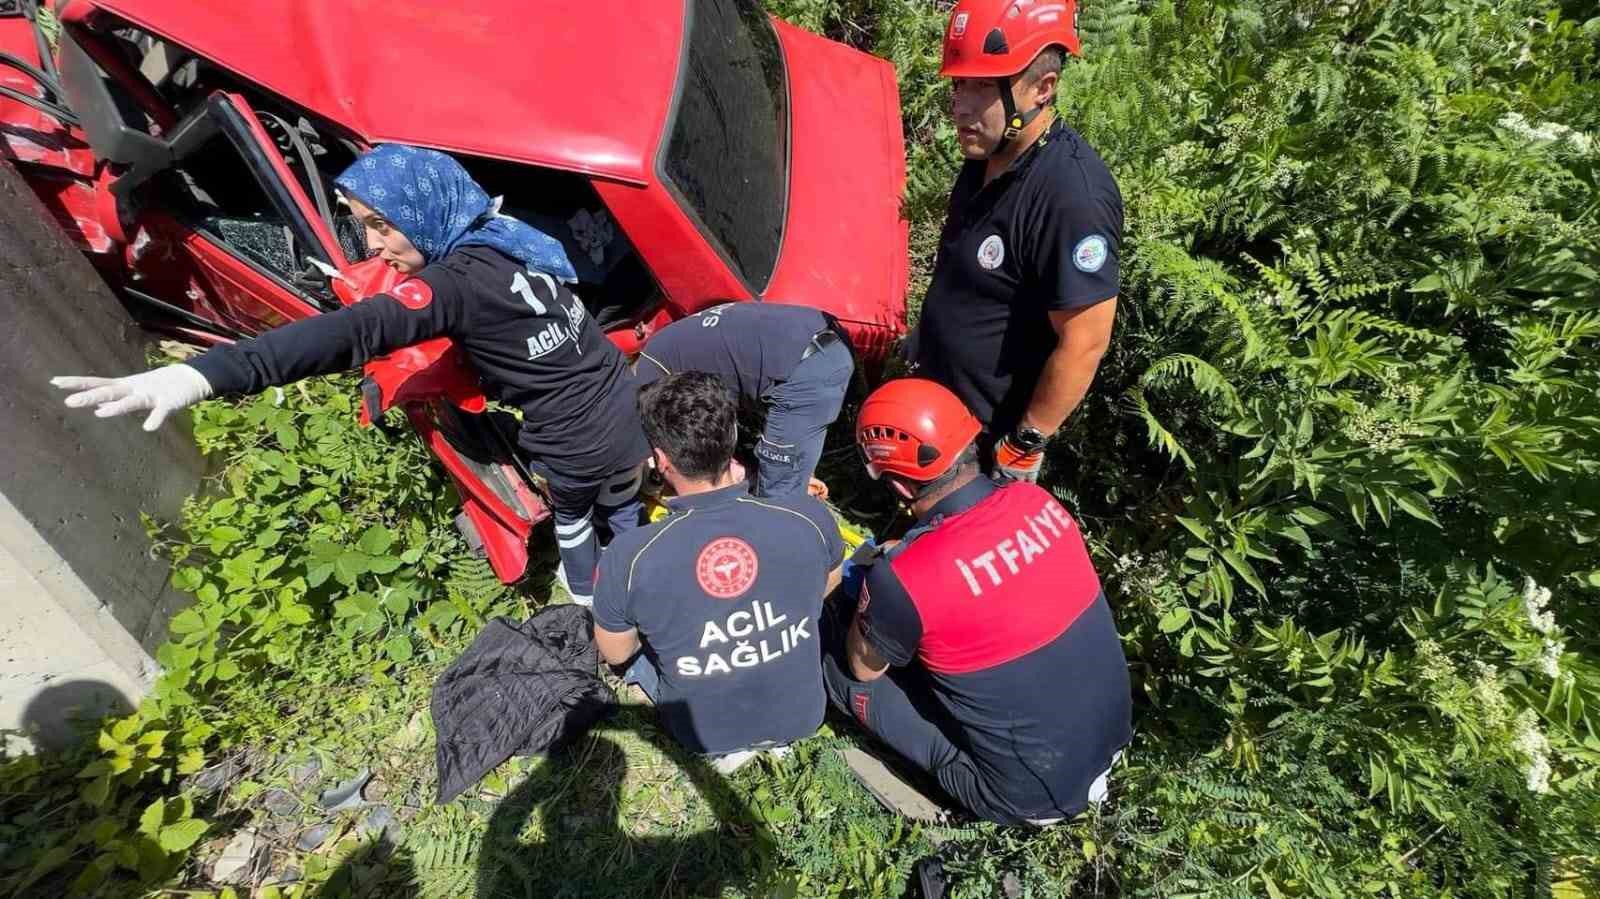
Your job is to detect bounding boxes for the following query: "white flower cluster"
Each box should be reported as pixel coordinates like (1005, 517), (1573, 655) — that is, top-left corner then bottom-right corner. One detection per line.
(1343, 402), (1424, 452)
(1269, 158), (1310, 190)
(1522, 577), (1565, 679)
(1539, 640), (1565, 679)
(1523, 575), (1561, 675)
(1511, 709), (1552, 794)
(1111, 550), (1174, 598)
(1522, 577), (1555, 634)
(1159, 141), (1204, 173)
(1381, 380), (1424, 408)
(1416, 638), (1455, 683)
(1220, 90), (1289, 159)
(1473, 662), (1511, 731)
(1498, 111), (1596, 155)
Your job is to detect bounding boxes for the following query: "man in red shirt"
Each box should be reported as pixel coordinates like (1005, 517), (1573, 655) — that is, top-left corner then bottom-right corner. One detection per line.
(825, 379), (1131, 824)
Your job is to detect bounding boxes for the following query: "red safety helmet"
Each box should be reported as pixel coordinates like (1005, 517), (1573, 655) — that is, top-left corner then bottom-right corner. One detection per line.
(940, 0), (1082, 80)
(856, 379), (983, 483)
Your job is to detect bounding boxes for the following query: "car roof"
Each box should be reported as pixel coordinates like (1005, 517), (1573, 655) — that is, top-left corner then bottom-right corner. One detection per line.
(90, 0), (686, 185)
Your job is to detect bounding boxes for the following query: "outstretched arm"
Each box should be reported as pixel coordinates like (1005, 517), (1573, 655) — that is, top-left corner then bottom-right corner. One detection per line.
(187, 288), (460, 396)
(54, 279), (463, 428)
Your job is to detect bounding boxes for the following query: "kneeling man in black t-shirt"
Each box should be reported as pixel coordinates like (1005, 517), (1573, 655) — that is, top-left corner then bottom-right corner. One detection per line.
(826, 378), (1132, 825)
(593, 372), (845, 773)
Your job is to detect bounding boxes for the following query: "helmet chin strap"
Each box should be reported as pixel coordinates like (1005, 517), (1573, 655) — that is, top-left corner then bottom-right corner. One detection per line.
(993, 75), (1046, 155)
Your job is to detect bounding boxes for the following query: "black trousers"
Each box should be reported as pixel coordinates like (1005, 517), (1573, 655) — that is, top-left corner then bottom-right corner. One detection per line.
(529, 460), (644, 603)
(819, 602), (1029, 825)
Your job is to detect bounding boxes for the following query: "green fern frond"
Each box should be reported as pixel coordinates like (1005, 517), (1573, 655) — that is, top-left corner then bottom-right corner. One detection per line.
(1130, 389), (1195, 470)
(411, 827), (480, 899)
(1210, 284), (1271, 363)
(1142, 353), (1245, 413)
(1323, 308), (1446, 345)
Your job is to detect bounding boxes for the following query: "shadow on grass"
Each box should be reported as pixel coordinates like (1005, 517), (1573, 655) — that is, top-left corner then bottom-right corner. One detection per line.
(474, 707), (777, 899)
(18, 679), (135, 753)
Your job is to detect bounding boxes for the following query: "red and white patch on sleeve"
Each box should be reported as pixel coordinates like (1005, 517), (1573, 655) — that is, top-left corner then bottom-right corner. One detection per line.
(851, 691), (871, 725)
(390, 279), (434, 310)
(695, 537), (759, 600)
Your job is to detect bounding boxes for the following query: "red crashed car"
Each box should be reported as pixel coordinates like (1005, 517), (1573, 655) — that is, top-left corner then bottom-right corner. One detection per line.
(1, 0), (909, 583)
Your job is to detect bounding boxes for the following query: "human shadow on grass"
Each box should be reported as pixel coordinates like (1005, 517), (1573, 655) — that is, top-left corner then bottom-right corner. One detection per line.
(18, 679), (135, 752)
(474, 706), (778, 899)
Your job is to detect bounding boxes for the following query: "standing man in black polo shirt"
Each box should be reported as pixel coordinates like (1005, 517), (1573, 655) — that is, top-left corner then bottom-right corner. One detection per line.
(634, 302), (854, 499)
(908, 0), (1123, 482)
(593, 372), (845, 773)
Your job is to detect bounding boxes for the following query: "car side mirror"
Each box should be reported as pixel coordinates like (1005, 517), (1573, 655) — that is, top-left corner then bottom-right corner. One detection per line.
(54, 32), (221, 202)
(55, 32), (168, 196)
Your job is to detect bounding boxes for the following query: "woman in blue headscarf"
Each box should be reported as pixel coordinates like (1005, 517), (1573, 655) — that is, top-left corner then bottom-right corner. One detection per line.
(333, 144), (576, 281)
(53, 144), (651, 605)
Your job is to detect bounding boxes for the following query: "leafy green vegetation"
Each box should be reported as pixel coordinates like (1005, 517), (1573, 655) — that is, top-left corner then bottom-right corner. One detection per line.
(4, 0), (1599, 895)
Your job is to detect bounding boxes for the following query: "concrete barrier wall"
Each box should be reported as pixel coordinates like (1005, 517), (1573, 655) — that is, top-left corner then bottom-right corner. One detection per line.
(1, 159), (207, 751)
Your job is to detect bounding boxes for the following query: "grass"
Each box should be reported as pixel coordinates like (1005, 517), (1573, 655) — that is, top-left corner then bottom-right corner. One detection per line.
(140, 423), (1101, 899)
(159, 569), (959, 899)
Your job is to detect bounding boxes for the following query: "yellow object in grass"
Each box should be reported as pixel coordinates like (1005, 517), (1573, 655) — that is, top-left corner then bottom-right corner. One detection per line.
(643, 494), (869, 552)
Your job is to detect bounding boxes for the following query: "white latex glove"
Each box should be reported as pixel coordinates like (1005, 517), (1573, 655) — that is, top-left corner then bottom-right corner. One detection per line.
(51, 365), (214, 431)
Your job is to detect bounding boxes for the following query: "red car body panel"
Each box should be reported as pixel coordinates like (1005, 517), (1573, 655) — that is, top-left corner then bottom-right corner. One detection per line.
(595, 178), (753, 319)
(0, 24), (112, 252)
(65, 0), (683, 185)
(418, 418), (542, 585)
(762, 20), (908, 348)
(2, 0), (908, 585)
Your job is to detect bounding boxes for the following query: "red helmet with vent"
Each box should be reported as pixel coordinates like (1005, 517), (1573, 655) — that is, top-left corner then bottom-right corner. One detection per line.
(856, 379), (983, 482)
(940, 0), (1081, 79)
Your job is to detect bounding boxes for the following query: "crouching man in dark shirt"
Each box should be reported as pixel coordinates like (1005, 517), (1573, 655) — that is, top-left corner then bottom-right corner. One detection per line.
(592, 372), (845, 773)
(635, 302), (854, 499)
(825, 378), (1132, 824)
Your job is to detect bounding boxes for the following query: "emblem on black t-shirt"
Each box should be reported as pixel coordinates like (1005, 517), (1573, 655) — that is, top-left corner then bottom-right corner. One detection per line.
(977, 234), (1005, 270)
(696, 536), (759, 599)
(391, 279), (433, 310)
(1073, 235), (1109, 273)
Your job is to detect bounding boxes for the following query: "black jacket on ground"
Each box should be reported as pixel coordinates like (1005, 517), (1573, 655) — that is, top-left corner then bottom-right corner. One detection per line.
(431, 604), (614, 803)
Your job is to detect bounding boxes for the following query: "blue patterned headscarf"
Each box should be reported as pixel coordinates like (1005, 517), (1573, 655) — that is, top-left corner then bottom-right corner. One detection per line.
(335, 144), (576, 282)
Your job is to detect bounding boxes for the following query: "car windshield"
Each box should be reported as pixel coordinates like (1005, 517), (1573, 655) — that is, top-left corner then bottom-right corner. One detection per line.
(661, 0), (788, 294)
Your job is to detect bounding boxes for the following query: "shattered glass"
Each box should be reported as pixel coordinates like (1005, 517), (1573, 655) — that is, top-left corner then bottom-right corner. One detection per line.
(202, 215), (299, 276)
(334, 214), (367, 264)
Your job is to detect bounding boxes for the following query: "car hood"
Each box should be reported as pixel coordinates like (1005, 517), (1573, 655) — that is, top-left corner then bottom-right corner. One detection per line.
(81, 0), (682, 184)
(761, 19), (908, 338)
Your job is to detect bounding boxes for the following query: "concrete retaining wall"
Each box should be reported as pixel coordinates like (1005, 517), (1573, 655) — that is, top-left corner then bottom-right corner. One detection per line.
(1, 159), (207, 752)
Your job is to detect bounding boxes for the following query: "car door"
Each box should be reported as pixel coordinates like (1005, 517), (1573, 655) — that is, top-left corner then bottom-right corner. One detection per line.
(120, 91), (349, 340)
(139, 95), (551, 582)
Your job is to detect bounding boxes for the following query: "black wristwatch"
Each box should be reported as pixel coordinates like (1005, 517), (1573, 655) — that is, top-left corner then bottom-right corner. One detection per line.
(1010, 425), (1048, 453)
